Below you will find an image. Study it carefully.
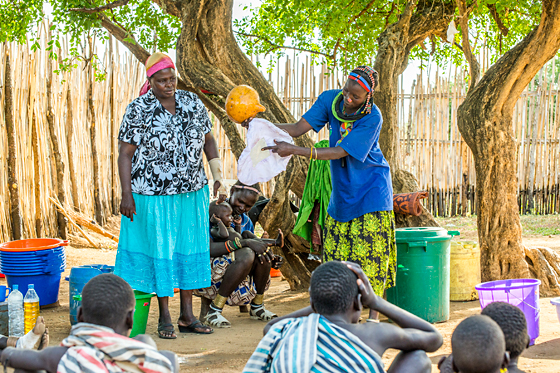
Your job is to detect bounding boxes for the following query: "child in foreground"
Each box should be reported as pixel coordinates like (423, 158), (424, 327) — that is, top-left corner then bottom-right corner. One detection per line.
(481, 302), (530, 373)
(244, 261), (443, 373)
(1, 274), (178, 373)
(438, 315), (510, 373)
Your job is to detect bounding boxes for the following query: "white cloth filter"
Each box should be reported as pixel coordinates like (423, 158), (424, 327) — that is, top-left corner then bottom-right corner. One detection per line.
(237, 118), (294, 185)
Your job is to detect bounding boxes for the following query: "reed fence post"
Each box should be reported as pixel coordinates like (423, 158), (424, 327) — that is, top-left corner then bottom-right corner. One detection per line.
(3, 51), (23, 240)
(87, 38), (105, 225)
(46, 30), (67, 239)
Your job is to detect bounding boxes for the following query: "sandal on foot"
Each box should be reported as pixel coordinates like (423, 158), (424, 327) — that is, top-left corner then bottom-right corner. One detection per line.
(158, 322), (177, 339)
(178, 320), (214, 334)
(204, 309), (231, 328)
(250, 304), (277, 321)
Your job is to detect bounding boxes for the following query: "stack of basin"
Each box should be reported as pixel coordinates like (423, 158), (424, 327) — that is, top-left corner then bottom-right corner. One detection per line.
(0, 238), (68, 306)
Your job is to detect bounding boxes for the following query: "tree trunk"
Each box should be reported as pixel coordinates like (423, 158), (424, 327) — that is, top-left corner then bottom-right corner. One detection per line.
(46, 31), (67, 239)
(457, 0), (560, 296)
(3, 52), (22, 240)
(374, 0), (455, 227)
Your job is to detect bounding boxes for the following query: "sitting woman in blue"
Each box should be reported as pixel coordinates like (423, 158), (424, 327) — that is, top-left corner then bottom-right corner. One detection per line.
(256, 66), (395, 321)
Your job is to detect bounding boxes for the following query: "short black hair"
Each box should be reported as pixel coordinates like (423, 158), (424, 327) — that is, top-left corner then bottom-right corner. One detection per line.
(309, 261), (358, 315)
(81, 274), (136, 329)
(482, 302), (529, 359)
(209, 200), (233, 218)
(452, 315), (506, 373)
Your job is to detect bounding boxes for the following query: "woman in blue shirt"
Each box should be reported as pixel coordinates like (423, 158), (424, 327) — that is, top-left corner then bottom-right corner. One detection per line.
(258, 66), (396, 316)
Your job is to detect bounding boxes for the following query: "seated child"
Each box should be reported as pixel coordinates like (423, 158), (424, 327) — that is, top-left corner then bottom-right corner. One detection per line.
(438, 315), (509, 373)
(209, 200), (283, 267)
(482, 302), (530, 373)
(244, 261), (443, 373)
(1, 274), (178, 373)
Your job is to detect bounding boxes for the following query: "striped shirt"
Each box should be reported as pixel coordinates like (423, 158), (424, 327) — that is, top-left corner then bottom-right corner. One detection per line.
(57, 323), (173, 373)
(243, 313), (384, 373)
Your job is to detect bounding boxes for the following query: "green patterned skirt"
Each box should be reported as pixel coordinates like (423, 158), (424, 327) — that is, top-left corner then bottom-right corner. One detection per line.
(323, 211), (397, 296)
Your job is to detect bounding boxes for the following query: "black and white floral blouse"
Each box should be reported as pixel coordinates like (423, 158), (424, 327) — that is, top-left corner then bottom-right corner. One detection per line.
(118, 89), (212, 196)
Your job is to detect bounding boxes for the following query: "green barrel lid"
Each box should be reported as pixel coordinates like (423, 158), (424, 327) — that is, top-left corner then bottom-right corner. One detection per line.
(395, 227), (459, 243)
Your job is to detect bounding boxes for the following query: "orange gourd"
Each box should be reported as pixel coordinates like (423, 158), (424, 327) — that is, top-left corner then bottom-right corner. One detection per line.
(225, 85), (266, 123)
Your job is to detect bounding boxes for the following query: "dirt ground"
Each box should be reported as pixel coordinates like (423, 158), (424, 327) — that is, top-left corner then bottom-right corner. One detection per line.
(4, 216), (559, 372)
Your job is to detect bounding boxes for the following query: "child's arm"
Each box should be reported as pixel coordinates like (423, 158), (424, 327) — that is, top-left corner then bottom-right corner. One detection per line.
(346, 262), (443, 354)
(1, 346), (68, 373)
(210, 214), (229, 239)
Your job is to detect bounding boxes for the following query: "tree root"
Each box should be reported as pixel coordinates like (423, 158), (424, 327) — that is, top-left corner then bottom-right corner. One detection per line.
(524, 246), (560, 297)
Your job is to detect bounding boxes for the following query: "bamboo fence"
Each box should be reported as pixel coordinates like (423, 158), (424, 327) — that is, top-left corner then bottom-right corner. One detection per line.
(1, 31), (559, 242)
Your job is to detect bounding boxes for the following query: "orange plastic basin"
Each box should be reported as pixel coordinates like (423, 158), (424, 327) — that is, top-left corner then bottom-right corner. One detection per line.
(0, 238), (69, 252)
(270, 268), (282, 278)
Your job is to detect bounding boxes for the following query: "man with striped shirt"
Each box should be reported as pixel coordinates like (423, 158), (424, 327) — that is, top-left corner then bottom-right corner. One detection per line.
(244, 261), (442, 373)
(1, 274), (178, 373)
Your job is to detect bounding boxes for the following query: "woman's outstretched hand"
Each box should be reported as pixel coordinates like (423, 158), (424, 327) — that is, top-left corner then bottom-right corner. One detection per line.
(120, 193), (136, 222)
(262, 140), (296, 157)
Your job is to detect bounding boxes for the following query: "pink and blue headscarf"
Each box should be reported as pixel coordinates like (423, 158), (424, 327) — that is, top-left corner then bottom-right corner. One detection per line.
(139, 52), (176, 96)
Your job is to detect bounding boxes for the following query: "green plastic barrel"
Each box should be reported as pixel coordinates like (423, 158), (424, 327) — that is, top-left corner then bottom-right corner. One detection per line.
(73, 290), (153, 337)
(386, 227), (459, 323)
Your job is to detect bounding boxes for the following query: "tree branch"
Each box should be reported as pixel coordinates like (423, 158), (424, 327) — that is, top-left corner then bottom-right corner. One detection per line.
(456, 0), (480, 91)
(235, 32), (334, 59)
(487, 4), (509, 36)
(396, 0), (418, 29)
(150, 0), (182, 19)
(97, 13), (150, 63)
(70, 0), (129, 13)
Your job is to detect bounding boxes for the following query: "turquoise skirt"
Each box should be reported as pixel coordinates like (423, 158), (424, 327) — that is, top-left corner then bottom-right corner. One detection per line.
(114, 186), (211, 297)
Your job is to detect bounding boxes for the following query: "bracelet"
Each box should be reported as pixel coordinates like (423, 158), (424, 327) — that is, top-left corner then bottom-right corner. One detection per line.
(232, 237), (241, 250)
(313, 148), (317, 160)
(225, 241), (232, 253)
(309, 147), (313, 160)
(366, 318), (380, 323)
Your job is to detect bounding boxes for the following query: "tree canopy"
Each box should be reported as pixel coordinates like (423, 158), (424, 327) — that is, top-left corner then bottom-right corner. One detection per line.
(235, 0), (543, 71)
(0, 0), (545, 77)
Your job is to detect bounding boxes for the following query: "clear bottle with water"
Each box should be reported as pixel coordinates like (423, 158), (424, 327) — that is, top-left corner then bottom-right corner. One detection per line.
(8, 284), (24, 337)
(24, 284), (40, 334)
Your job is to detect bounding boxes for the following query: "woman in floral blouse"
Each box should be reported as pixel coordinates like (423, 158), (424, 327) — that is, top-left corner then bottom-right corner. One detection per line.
(115, 53), (226, 339)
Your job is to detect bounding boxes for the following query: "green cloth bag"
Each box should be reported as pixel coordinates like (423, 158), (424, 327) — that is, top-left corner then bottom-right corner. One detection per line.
(292, 140), (332, 252)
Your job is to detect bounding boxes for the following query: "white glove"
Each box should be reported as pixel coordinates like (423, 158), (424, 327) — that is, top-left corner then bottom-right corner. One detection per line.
(209, 158), (228, 196)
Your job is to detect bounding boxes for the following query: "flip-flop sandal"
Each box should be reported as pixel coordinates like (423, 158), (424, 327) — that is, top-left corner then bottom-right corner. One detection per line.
(158, 322), (177, 339)
(178, 320), (214, 334)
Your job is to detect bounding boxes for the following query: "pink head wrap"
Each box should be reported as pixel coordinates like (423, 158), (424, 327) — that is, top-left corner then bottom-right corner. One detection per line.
(139, 53), (176, 96)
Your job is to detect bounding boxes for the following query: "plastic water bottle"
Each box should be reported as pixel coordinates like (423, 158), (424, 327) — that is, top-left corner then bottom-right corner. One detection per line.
(8, 285), (24, 337)
(24, 284), (40, 334)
